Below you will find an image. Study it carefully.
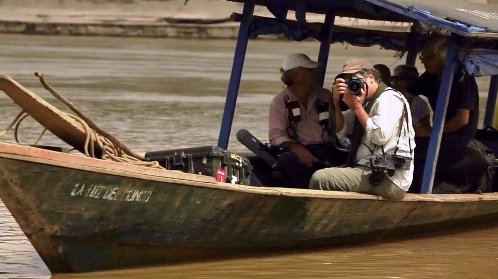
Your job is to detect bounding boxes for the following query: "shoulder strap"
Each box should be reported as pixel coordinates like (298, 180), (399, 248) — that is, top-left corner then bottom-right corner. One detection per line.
(393, 100), (413, 156)
(315, 97), (338, 143)
(327, 102), (339, 144)
(284, 94), (301, 142)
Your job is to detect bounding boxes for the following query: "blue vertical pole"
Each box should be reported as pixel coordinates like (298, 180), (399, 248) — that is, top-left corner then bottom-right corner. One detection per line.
(483, 75), (498, 127)
(317, 12), (336, 87)
(217, 1), (255, 149)
(420, 36), (459, 194)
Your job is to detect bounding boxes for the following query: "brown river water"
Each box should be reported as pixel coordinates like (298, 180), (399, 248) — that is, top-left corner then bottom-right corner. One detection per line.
(0, 33), (496, 278)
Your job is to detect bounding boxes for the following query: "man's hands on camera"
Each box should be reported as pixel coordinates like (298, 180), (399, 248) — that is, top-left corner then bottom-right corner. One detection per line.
(332, 78), (348, 108)
(332, 78), (365, 111)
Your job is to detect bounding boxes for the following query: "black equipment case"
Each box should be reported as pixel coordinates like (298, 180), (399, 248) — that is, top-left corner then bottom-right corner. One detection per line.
(145, 146), (252, 185)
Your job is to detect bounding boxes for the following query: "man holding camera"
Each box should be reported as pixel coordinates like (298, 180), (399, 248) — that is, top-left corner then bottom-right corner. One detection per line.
(309, 58), (415, 200)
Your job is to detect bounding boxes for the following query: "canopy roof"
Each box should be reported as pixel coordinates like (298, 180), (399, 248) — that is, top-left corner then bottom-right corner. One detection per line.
(382, 0), (498, 37)
(229, 0), (498, 40)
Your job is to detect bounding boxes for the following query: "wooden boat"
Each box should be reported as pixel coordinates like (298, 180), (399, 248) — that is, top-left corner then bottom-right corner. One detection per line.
(0, 0), (498, 273)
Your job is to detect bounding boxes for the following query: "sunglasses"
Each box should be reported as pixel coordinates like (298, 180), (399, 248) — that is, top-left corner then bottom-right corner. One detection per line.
(419, 53), (436, 61)
(392, 76), (416, 82)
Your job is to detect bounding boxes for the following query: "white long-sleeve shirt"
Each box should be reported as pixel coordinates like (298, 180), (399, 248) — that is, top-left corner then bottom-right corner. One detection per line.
(339, 88), (416, 191)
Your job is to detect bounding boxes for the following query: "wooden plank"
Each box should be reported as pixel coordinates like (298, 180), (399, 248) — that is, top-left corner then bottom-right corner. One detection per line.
(0, 75), (105, 157)
(1, 142), (498, 201)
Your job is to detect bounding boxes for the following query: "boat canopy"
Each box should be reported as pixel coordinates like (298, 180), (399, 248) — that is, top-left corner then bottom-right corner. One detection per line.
(229, 0), (498, 41)
(220, 0), (498, 194)
(229, 0), (498, 77)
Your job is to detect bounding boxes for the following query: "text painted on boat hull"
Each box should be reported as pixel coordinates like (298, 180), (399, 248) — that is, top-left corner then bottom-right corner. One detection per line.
(70, 183), (153, 203)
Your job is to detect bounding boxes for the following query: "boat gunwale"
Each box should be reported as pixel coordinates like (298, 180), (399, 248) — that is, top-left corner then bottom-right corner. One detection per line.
(1, 141), (497, 203)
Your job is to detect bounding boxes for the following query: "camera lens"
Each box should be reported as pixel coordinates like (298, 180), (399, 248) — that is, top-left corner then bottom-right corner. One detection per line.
(347, 76), (364, 96)
(393, 157), (405, 169)
(369, 169), (384, 185)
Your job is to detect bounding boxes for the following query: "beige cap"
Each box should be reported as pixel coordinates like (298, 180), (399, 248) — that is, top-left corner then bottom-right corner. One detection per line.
(341, 58), (373, 74)
(282, 53), (319, 71)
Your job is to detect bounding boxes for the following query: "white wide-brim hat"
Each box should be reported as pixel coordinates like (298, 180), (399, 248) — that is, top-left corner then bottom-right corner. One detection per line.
(282, 53), (319, 71)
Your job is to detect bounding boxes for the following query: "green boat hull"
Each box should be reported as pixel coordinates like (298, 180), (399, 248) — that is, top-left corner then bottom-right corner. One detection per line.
(1, 143), (498, 272)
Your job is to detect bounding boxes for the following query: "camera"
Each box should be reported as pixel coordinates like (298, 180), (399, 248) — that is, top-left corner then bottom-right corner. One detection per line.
(391, 154), (411, 170)
(369, 155), (396, 185)
(368, 154), (412, 185)
(347, 75), (365, 96)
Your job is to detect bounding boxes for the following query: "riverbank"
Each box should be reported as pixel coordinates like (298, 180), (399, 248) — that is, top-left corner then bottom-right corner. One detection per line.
(0, 19), (241, 39)
(0, 0), (410, 39)
(0, 0), (244, 38)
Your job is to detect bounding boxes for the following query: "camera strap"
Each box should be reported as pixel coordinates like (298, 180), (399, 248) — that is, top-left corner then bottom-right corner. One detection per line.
(328, 101), (337, 143)
(314, 98), (339, 144)
(393, 94), (413, 157)
(284, 93), (301, 142)
(371, 90), (413, 158)
(346, 82), (388, 167)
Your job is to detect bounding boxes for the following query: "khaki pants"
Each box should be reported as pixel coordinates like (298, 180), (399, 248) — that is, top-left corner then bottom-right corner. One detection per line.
(309, 166), (406, 200)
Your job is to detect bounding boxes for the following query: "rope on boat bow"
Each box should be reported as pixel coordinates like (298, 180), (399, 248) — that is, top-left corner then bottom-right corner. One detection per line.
(33, 72), (163, 169)
(0, 110), (47, 145)
(1, 73), (163, 169)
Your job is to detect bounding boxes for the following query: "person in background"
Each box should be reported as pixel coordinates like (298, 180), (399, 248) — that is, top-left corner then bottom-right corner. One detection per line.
(309, 58), (415, 200)
(410, 38), (479, 152)
(408, 37), (481, 193)
(374, 64), (393, 87)
(392, 65), (432, 137)
(269, 53), (345, 188)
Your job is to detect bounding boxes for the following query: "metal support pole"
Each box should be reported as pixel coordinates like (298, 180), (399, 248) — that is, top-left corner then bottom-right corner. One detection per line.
(420, 36), (459, 194)
(317, 12), (336, 87)
(483, 75), (498, 127)
(405, 43), (418, 66)
(405, 26), (418, 66)
(217, 1), (255, 149)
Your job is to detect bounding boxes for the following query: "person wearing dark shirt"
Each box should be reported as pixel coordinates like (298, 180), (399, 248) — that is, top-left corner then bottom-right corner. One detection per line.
(408, 38), (481, 193)
(410, 39), (479, 153)
(410, 73), (479, 154)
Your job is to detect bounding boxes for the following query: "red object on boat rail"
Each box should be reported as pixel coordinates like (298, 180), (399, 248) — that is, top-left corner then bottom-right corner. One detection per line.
(216, 169), (226, 182)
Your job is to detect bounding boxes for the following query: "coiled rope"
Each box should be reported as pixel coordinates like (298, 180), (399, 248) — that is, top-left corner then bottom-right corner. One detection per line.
(1, 73), (162, 169)
(0, 110), (47, 145)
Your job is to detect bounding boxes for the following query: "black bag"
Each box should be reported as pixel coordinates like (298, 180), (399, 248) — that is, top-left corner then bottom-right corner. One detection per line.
(475, 126), (498, 155)
(145, 146), (252, 185)
(469, 139), (497, 193)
